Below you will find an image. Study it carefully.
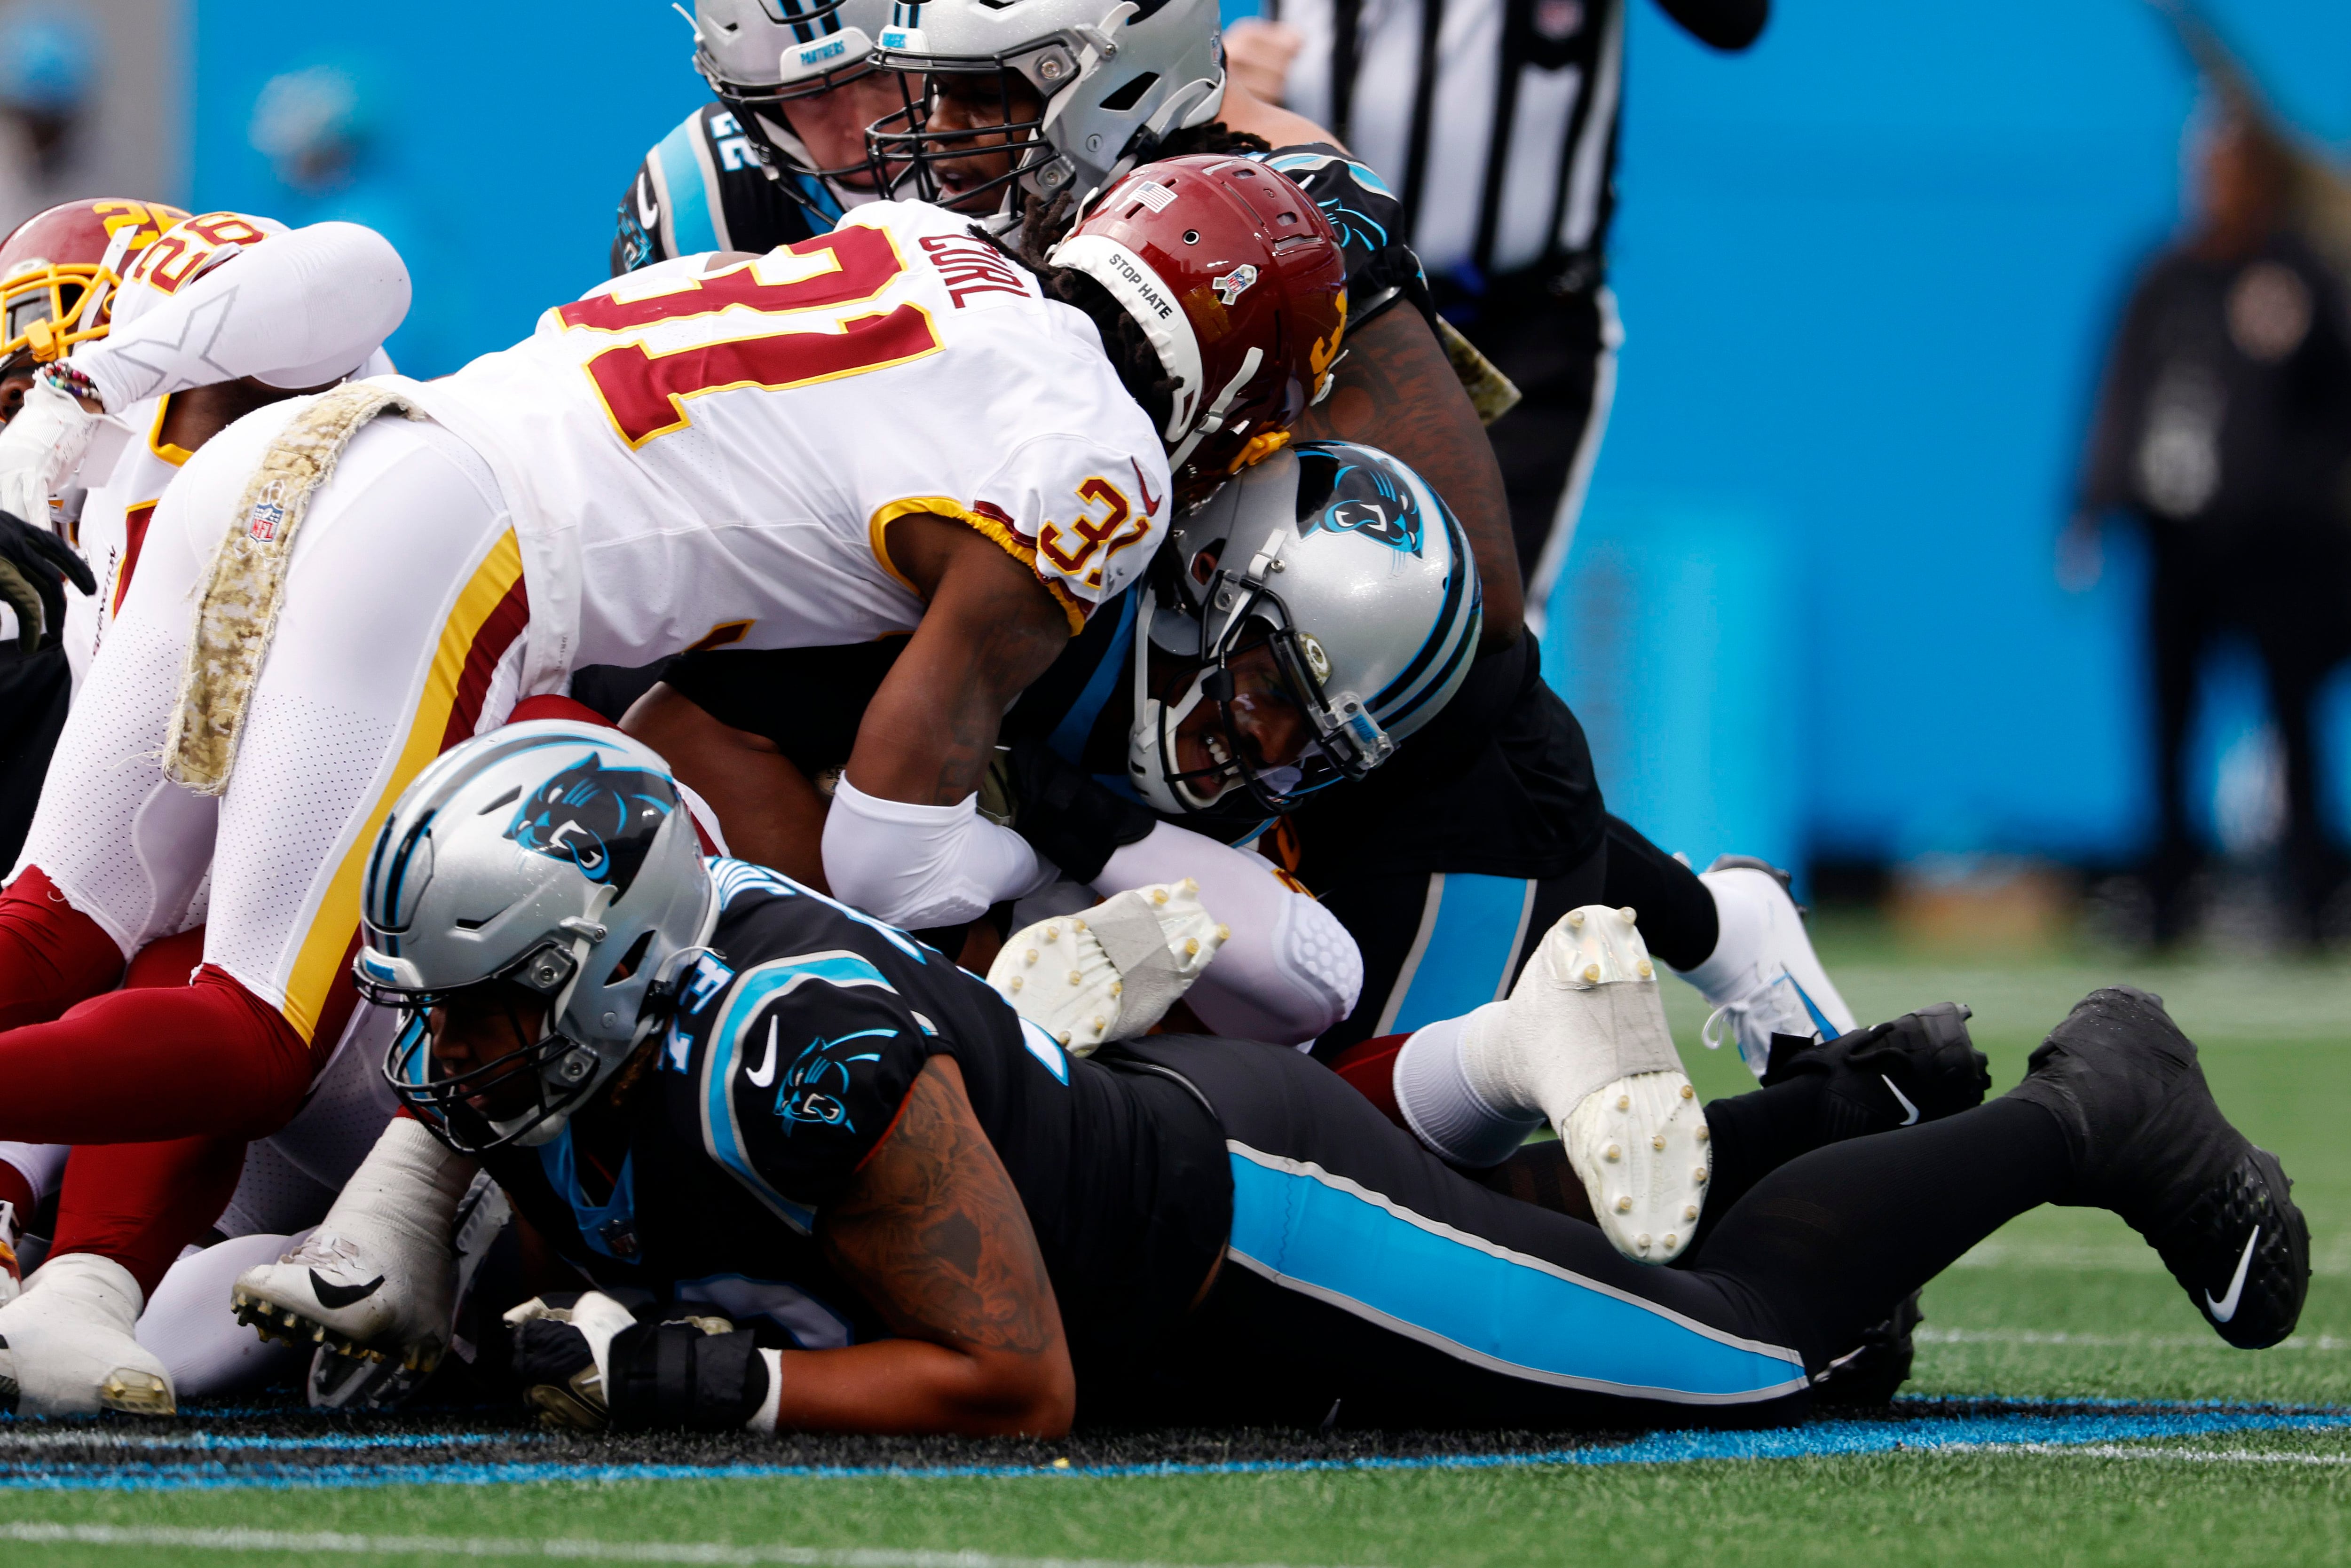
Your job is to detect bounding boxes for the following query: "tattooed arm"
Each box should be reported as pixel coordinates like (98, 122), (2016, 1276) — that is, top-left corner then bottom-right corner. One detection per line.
(845, 514), (1070, 805)
(1296, 304), (1523, 651)
(791, 1055), (1076, 1436)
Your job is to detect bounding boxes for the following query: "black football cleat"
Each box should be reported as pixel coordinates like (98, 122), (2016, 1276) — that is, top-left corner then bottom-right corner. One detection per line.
(1762, 1001), (1992, 1143)
(2005, 986), (2309, 1349)
(1812, 1291), (1922, 1408)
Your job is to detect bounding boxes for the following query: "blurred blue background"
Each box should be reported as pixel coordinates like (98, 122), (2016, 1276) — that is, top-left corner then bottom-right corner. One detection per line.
(166, 0), (2351, 886)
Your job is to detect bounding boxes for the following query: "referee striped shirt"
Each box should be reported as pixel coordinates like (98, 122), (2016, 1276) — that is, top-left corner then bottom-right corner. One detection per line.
(1266, 0), (1762, 287)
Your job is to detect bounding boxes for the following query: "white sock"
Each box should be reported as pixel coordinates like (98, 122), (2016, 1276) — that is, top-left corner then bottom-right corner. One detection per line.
(328, 1117), (477, 1253)
(1665, 877), (1757, 1001)
(1392, 1005), (1541, 1167)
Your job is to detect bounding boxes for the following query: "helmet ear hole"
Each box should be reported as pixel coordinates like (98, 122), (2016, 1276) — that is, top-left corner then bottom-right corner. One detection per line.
(603, 929), (657, 987)
(1098, 72), (1159, 112)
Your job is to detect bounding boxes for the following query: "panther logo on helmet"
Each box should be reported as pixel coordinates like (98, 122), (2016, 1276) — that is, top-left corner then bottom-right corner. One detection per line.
(505, 753), (678, 895)
(1301, 462), (1425, 557)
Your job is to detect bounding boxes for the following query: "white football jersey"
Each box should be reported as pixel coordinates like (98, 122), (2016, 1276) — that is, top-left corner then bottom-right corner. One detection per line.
(398, 200), (1173, 668)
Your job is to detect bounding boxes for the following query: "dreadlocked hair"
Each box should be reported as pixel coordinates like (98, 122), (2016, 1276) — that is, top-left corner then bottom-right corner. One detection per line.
(1151, 123), (1275, 160)
(966, 202), (1177, 434)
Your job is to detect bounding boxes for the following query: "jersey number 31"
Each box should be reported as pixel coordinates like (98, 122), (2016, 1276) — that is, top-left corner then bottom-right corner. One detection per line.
(561, 227), (941, 448)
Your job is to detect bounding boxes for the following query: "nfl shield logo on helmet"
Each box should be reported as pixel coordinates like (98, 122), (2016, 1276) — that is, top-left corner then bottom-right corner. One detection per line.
(247, 480), (288, 542)
(1212, 265), (1259, 307)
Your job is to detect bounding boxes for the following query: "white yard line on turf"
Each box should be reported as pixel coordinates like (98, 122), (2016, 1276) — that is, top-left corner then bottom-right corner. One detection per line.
(1944, 1443), (2351, 1466)
(1914, 1328), (2351, 1351)
(0, 1522), (1368, 1568)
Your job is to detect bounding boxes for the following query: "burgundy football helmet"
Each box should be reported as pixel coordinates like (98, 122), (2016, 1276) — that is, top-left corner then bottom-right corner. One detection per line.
(0, 198), (186, 375)
(1048, 155), (1349, 499)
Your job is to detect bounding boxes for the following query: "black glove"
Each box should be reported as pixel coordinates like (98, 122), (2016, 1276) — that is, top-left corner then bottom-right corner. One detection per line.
(1761, 1001), (1990, 1143)
(0, 508), (94, 654)
(1002, 737), (1160, 884)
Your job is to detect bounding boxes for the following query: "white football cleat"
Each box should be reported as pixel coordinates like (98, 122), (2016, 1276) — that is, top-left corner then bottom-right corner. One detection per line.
(1676, 857), (1857, 1078)
(232, 1117), (474, 1374)
(985, 879), (1226, 1056)
(0, 1252), (176, 1416)
(1463, 905), (1710, 1263)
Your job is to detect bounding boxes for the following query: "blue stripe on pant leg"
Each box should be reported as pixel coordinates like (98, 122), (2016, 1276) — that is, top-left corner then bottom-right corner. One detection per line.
(1223, 1144), (1808, 1405)
(1387, 874), (1532, 1035)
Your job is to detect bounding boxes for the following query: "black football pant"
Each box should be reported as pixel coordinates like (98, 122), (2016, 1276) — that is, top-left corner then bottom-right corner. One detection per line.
(1120, 1037), (2069, 1431)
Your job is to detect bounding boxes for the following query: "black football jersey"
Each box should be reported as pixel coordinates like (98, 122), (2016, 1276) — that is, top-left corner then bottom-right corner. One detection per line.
(611, 103), (840, 276)
(480, 858), (1230, 1384)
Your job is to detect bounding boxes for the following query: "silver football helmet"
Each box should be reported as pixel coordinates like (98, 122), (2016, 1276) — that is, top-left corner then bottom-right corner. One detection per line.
(355, 722), (717, 1155)
(687, 0), (892, 184)
(867, 0), (1226, 214)
(1128, 440), (1484, 815)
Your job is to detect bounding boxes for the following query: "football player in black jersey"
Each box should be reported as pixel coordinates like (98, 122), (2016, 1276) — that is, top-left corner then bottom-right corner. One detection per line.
(238, 725), (2307, 1435)
(612, 0), (905, 273)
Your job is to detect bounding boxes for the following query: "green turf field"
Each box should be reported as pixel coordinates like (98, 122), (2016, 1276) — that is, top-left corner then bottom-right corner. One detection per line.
(6, 931), (2349, 1566)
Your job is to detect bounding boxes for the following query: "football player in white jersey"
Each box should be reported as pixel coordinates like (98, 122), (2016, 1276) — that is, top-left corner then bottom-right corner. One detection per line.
(0, 200), (409, 1308)
(0, 160), (1348, 1416)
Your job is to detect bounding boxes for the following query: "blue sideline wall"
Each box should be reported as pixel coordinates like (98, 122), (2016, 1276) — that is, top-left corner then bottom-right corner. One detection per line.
(1554, 0), (2351, 873)
(188, 1), (708, 376)
(186, 0), (2351, 873)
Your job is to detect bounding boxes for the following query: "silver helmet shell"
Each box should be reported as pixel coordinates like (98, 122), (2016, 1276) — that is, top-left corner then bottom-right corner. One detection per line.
(356, 722), (716, 1153)
(869, 0), (1226, 212)
(1129, 441), (1483, 815)
(689, 0), (891, 189)
(693, 0), (888, 97)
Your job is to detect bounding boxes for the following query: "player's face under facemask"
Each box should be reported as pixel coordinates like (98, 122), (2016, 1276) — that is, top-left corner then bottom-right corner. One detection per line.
(1168, 639), (1314, 797)
(869, 67), (1048, 212)
(755, 71), (907, 190)
(425, 985), (557, 1121)
(0, 368), (34, 424)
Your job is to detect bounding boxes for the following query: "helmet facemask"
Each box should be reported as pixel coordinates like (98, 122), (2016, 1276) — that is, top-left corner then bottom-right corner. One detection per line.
(1128, 556), (1392, 818)
(368, 914), (675, 1156)
(866, 46), (1077, 214)
(867, 0), (1226, 220)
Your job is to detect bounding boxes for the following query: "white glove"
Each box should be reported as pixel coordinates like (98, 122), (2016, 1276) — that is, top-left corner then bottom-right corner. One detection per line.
(504, 1290), (643, 1431)
(0, 373), (99, 534)
(986, 879), (1227, 1056)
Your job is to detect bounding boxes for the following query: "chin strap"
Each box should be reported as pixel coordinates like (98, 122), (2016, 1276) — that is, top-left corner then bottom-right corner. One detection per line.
(1166, 346), (1264, 475)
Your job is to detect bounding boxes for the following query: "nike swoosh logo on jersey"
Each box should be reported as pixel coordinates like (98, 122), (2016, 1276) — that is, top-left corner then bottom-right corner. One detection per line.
(1128, 457), (1164, 518)
(2205, 1227), (2261, 1324)
(745, 1017), (780, 1088)
(308, 1269), (386, 1311)
(1881, 1075), (1920, 1127)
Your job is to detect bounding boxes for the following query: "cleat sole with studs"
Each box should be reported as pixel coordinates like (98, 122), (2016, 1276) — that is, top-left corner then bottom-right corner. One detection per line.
(1562, 1069), (1710, 1264)
(99, 1368), (175, 1416)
